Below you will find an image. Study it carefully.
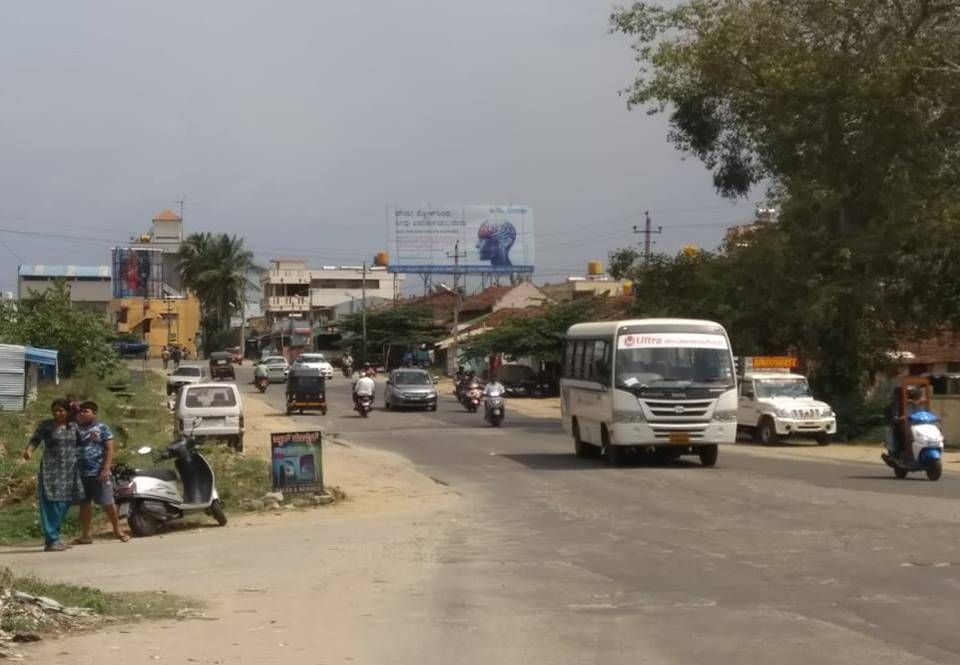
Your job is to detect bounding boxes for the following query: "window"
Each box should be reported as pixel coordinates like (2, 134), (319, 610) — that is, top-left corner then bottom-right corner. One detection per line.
(581, 341), (595, 380)
(183, 387), (237, 408)
(563, 341), (575, 377)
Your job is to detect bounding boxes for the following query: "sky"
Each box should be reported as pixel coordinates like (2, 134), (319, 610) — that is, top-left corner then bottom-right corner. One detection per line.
(0, 1), (757, 295)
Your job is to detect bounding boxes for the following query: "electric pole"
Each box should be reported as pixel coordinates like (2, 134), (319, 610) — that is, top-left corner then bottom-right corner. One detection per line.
(633, 211), (663, 265)
(361, 261), (368, 368)
(446, 241), (467, 375)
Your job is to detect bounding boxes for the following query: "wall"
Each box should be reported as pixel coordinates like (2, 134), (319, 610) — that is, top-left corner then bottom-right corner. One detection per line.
(18, 278), (112, 309)
(111, 295), (202, 358)
(494, 282), (547, 311)
(931, 396), (960, 447)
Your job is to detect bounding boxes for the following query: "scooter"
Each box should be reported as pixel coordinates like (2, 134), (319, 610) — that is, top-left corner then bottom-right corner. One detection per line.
(255, 375), (269, 393)
(342, 363), (353, 378)
(483, 388), (505, 428)
(463, 383), (482, 413)
(882, 410), (944, 481)
(355, 394), (373, 418)
(113, 436), (227, 537)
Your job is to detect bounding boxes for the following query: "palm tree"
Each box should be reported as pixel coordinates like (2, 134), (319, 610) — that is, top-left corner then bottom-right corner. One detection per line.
(179, 233), (259, 346)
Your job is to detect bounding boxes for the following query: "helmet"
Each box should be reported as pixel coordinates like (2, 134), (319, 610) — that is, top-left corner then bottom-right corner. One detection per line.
(907, 385), (923, 400)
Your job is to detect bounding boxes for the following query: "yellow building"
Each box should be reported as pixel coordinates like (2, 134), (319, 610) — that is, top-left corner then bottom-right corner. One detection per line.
(112, 295), (202, 358)
(109, 209), (202, 357)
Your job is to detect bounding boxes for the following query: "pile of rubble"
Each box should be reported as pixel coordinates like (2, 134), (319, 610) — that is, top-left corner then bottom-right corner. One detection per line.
(0, 588), (97, 660)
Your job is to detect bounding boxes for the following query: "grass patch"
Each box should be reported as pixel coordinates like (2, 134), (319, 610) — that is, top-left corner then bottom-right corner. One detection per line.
(0, 567), (192, 634)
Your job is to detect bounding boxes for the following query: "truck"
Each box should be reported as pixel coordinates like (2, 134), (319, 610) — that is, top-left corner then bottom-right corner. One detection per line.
(737, 356), (836, 445)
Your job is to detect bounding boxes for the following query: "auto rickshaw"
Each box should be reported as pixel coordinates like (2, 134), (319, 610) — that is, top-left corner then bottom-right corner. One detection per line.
(208, 351), (237, 381)
(286, 367), (327, 415)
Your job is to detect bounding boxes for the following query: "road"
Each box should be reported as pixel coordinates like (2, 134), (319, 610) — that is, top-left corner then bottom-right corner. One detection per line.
(18, 366), (960, 664)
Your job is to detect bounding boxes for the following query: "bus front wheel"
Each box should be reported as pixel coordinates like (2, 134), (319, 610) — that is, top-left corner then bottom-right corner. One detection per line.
(573, 420), (594, 458)
(699, 445), (719, 468)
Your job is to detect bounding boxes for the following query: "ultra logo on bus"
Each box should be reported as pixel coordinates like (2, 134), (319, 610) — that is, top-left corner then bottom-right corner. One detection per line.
(617, 333), (728, 350)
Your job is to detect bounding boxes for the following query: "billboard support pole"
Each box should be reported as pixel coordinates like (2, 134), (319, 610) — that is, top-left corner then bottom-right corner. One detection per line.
(446, 241), (467, 375)
(361, 261), (368, 369)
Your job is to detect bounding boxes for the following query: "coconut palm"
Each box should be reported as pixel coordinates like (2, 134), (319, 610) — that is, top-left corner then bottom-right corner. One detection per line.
(178, 233), (259, 346)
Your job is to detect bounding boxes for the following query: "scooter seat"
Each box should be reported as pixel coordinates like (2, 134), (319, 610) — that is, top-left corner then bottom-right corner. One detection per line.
(134, 468), (179, 482)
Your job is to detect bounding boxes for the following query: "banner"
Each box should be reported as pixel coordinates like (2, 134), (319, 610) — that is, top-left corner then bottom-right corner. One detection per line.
(387, 204), (534, 274)
(111, 248), (163, 298)
(271, 431), (323, 494)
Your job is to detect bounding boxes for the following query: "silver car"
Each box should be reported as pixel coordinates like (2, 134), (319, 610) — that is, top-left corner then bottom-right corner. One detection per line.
(384, 368), (438, 411)
(258, 356), (290, 383)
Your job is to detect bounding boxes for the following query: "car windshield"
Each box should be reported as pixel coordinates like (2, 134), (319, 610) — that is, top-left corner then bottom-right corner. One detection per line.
(263, 358), (286, 365)
(183, 387), (237, 408)
(395, 372), (432, 386)
(298, 355), (326, 363)
(616, 337), (734, 390)
(174, 367), (201, 377)
(755, 378), (812, 398)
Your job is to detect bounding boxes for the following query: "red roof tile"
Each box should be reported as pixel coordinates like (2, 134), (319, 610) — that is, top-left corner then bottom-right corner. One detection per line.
(459, 286), (512, 313)
(898, 335), (960, 364)
(153, 208), (182, 222)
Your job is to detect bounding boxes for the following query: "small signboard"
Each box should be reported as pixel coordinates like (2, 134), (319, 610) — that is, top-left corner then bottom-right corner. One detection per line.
(271, 431), (323, 494)
(747, 356), (800, 371)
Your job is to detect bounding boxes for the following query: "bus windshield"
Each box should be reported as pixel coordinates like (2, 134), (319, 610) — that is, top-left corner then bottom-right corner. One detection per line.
(616, 338), (734, 390)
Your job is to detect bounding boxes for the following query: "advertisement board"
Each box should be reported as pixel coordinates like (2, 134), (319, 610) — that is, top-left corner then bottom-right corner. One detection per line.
(387, 205), (534, 274)
(111, 248), (164, 298)
(271, 431), (323, 494)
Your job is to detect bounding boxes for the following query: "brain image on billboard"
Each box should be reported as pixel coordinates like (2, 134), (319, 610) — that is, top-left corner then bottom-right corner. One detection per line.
(388, 205), (534, 274)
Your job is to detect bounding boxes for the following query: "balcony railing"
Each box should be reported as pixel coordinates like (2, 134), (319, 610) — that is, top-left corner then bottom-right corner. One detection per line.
(263, 295), (310, 311)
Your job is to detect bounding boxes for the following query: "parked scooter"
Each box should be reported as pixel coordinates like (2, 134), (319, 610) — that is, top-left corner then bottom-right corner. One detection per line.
(355, 394), (373, 418)
(882, 410), (944, 481)
(255, 375), (269, 393)
(483, 386), (505, 428)
(113, 436), (227, 537)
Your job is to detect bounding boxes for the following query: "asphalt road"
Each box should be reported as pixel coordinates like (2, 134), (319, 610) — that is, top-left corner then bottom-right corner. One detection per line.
(252, 367), (960, 664)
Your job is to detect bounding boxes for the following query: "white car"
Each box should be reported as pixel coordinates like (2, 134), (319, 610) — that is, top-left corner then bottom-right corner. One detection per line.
(258, 356), (290, 383)
(293, 353), (334, 380)
(166, 364), (207, 395)
(738, 372), (836, 445)
(175, 383), (245, 451)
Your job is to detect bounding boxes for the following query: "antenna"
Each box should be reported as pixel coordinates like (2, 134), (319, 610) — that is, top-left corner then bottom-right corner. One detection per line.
(175, 196), (187, 221)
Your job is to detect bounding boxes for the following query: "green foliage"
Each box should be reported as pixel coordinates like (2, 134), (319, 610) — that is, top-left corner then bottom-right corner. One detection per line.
(340, 305), (446, 360)
(607, 247), (642, 280)
(178, 233), (258, 354)
(0, 281), (117, 377)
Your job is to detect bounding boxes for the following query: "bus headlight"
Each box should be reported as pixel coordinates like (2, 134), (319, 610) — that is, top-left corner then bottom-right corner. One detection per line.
(613, 410), (646, 423)
(712, 409), (737, 422)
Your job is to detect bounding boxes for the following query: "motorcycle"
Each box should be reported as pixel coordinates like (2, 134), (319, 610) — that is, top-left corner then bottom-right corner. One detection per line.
(255, 375), (269, 393)
(483, 388), (505, 428)
(342, 362), (353, 378)
(882, 410), (944, 481)
(355, 394), (373, 418)
(463, 382), (482, 413)
(112, 436), (227, 537)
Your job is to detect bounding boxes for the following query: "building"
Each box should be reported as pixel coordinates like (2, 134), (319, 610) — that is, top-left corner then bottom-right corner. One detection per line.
(109, 209), (202, 358)
(260, 259), (401, 327)
(540, 277), (631, 302)
(457, 282), (547, 322)
(0, 343), (59, 411)
(17, 265), (112, 312)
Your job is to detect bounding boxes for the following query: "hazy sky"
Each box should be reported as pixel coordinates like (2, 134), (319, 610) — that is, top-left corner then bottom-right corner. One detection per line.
(0, 1), (755, 294)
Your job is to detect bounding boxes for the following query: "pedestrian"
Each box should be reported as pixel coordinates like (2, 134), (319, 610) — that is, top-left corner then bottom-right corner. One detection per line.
(22, 399), (84, 552)
(161, 345), (170, 370)
(171, 345), (183, 368)
(74, 401), (129, 544)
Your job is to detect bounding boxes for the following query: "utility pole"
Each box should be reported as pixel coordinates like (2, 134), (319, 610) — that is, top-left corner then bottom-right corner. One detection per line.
(361, 261), (368, 368)
(633, 211), (663, 265)
(446, 241), (467, 375)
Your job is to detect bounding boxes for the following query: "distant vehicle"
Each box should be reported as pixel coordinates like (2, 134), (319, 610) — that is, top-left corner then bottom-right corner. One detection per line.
(208, 352), (237, 381)
(562, 318), (737, 467)
(293, 353), (334, 380)
(257, 356), (289, 383)
(495, 364), (549, 398)
(384, 368), (438, 411)
(166, 364), (206, 395)
(113, 340), (150, 357)
(285, 367), (327, 415)
(227, 347), (243, 364)
(174, 383), (244, 451)
(737, 363), (835, 445)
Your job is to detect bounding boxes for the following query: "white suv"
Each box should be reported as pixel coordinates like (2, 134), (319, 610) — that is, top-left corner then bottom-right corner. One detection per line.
(175, 383), (245, 451)
(166, 364), (206, 395)
(293, 353), (334, 380)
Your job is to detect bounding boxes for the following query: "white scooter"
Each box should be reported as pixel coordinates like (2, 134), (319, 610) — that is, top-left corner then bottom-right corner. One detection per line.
(113, 436), (227, 537)
(483, 386), (505, 428)
(882, 410), (944, 481)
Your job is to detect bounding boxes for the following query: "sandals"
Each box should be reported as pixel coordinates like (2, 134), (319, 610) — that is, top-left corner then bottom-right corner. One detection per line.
(117, 533), (130, 542)
(71, 537), (94, 545)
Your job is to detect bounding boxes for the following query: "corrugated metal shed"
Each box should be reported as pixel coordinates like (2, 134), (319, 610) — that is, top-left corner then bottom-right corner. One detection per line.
(18, 265), (111, 279)
(25, 347), (58, 366)
(0, 344), (25, 411)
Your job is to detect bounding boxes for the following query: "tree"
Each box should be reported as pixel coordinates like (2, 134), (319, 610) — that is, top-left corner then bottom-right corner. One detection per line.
(611, 1), (960, 402)
(178, 233), (258, 353)
(339, 305), (446, 361)
(0, 281), (117, 376)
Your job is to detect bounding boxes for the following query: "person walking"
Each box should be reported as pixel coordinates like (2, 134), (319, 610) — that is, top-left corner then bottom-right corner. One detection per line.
(161, 345), (170, 370)
(22, 399), (84, 552)
(171, 345), (183, 369)
(74, 401), (129, 544)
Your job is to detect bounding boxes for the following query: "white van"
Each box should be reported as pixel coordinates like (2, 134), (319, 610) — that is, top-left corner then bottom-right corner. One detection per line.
(175, 383), (245, 452)
(561, 318), (737, 466)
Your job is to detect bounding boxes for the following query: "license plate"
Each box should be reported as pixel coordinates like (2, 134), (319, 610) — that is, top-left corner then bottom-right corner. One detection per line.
(203, 417), (225, 426)
(803, 422), (816, 427)
(492, 409), (501, 415)
(669, 432), (690, 444)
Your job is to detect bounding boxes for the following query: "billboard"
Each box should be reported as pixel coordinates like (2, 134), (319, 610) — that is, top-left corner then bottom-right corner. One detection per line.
(111, 248), (164, 298)
(387, 205), (534, 274)
(271, 431), (323, 494)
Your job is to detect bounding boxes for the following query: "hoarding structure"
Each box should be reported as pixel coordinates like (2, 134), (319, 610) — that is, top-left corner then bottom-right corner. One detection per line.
(387, 205), (534, 274)
(111, 248), (165, 298)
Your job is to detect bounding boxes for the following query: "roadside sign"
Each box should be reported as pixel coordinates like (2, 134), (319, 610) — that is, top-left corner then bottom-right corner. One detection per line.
(746, 356), (799, 371)
(270, 431), (323, 494)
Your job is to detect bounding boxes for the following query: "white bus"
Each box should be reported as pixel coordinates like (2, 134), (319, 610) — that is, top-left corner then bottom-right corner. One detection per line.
(561, 318), (737, 466)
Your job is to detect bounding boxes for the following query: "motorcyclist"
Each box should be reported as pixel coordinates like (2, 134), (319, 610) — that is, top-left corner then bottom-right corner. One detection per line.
(254, 362), (270, 385)
(889, 385), (927, 462)
(483, 376), (505, 397)
(353, 369), (376, 408)
(341, 352), (354, 376)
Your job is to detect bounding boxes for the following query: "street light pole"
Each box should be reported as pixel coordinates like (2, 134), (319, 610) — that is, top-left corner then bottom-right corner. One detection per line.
(446, 241), (467, 376)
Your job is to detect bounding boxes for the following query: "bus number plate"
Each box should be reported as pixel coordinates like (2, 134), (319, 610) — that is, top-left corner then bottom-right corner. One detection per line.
(669, 432), (690, 444)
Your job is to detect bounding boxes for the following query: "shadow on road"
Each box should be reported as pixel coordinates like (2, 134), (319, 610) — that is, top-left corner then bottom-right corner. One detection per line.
(499, 452), (702, 471)
(846, 474), (933, 482)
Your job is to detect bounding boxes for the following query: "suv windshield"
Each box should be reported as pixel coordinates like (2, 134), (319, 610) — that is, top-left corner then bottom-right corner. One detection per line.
(394, 371), (432, 386)
(616, 338), (734, 390)
(174, 366), (201, 377)
(755, 378), (812, 398)
(298, 355), (325, 363)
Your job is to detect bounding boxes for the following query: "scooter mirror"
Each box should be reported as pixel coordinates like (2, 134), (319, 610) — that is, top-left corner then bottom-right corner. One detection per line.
(137, 446), (153, 455)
